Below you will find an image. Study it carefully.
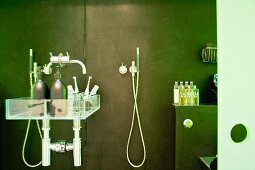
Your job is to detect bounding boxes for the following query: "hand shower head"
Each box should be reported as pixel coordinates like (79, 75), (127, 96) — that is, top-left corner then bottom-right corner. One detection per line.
(129, 61), (137, 77)
(29, 49), (33, 73)
(129, 47), (140, 76)
(136, 47), (139, 72)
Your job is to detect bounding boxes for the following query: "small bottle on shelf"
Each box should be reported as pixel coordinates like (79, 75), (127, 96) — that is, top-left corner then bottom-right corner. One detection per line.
(184, 81), (189, 89)
(179, 81), (184, 89)
(179, 81), (185, 105)
(193, 85), (199, 105)
(189, 81), (195, 106)
(173, 82), (179, 104)
(178, 82), (182, 105)
(186, 85), (191, 105)
(182, 81), (189, 105)
(189, 81), (194, 89)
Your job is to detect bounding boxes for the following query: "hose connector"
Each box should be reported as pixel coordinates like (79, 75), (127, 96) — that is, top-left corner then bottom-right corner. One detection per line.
(129, 61), (137, 77)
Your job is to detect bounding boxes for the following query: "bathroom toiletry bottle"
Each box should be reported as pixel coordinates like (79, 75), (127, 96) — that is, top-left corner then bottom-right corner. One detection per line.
(179, 81), (184, 105)
(67, 85), (75, 100)
(51, 66), (67, 99)
(50, 66), (67, 116)
(189, 81), (195, 106)
(187, 85), (191, 105)
(67, 85), (75, 114)
(179, 81), (184, 89)
(184, 81), (189, 89)
(189, 81), (194, 89)
(31, 66), (49, 116)
(183, 81), (189, 105)
(193, 85), (199, 105)
(31, 66), (50, 99)
(173, 82), (179, 104)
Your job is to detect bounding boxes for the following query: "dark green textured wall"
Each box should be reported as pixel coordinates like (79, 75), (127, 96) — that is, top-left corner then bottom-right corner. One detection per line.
(0, 0), (216, 169)
(85, 0), (216, 169)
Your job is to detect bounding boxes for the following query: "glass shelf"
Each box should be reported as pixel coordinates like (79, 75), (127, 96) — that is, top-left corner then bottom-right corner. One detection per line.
(5, 95), (100, 120)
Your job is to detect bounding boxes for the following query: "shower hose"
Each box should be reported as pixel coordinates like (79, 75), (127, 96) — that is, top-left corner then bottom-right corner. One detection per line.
(126, 72), (146, 168)
(22, 74), (42, 167)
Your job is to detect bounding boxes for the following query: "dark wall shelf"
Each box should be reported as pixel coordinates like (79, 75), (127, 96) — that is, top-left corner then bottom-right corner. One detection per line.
(172, 105), (217, 170)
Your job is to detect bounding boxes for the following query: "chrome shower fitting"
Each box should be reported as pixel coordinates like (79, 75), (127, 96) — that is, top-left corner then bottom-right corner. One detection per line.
(50, 140), (74, 153)
(15, 49), (100, 168)
(43, 52), (86, 75)
(129, 47), (140, 76)
(42, 119), (81, 166)
(126, 47), (146, 168)
(119, 63), (128, 74)
(129, 61), (137, 77)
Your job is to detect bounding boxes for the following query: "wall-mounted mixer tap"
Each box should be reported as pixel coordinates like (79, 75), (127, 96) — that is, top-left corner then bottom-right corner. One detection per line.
(41, 52), (87, 167)
(43, 52), (86, 75)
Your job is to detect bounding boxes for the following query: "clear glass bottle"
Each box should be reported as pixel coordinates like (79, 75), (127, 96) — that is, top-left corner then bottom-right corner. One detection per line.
(187, 85), (191, 105)
(184, 81), (189, 89)
(179, 81), (184, 89)
(190, 81), (194, 89)
(189, 81), (195, 106)
(193, 85), (199, 106)
(173, 82), (179, 104)
(179, 81), (185, 105)
(182, 81), (188, 105)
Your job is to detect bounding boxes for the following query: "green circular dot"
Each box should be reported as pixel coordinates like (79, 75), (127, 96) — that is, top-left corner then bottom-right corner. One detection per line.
(230, 124), (247, 143)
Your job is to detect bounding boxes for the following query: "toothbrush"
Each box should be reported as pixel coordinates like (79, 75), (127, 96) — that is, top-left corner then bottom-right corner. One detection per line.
(73, 76), (79, 93)
(90, 85), (99, 96)
(84, 76), (92, 98)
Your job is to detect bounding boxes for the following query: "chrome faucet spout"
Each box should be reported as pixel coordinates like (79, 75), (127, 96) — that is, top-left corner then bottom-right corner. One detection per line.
(43, 53), (86, 75)
(70, 60), (86, 74)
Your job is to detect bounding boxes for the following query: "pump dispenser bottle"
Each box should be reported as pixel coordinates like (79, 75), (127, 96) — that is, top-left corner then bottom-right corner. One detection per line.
(51, 66), (67, 99)
(31, 66), (50, 99)
(50, 66), (67, 116)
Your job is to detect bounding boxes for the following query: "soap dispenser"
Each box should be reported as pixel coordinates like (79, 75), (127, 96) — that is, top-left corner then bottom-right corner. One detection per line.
(31, 66), (50, 99)
(50, 66), (67, 116)
(31, 66), (50, 116)
(51, 66), (67, 99)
